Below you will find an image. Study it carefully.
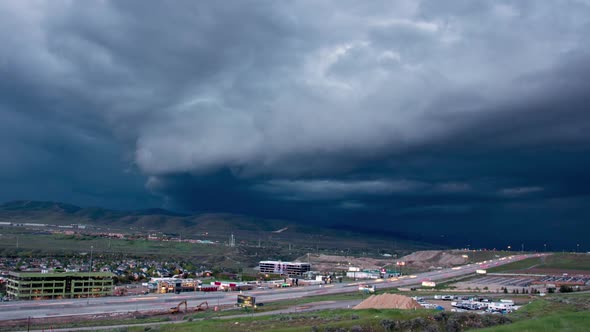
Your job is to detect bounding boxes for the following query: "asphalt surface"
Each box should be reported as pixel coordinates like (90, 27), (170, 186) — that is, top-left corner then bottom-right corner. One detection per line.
(0, 253), (541, 322)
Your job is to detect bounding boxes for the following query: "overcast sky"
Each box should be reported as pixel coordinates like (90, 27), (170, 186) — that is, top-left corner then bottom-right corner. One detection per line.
(1, 0), (589, 249)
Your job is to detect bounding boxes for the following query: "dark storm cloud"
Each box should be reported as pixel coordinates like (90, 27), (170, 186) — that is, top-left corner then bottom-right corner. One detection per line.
(1, 0), (590, 248)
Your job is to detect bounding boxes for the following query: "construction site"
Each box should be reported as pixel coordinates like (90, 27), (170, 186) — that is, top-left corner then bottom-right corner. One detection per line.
(0, 300), (214, 332)
(1, 251), (587, 331)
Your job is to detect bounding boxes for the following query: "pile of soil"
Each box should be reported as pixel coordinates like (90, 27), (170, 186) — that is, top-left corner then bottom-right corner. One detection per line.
(354, 294), (422, 310)
(398, 250), (466, 269)
(297, 254), (391, 271)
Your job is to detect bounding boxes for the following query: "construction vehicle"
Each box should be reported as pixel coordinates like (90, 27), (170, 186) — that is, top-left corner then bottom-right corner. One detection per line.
(113, 287), (128, 296)
(169, 300), (187, 314)
(195, 301), (209, 311)
(358, 284), (376, 294)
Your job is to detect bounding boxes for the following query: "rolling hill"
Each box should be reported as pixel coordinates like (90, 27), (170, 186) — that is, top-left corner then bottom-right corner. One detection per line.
(0, 200), (436, 252)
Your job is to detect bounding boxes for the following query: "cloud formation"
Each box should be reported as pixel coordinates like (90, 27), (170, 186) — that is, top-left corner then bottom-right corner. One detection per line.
(1, 0), (590, 248)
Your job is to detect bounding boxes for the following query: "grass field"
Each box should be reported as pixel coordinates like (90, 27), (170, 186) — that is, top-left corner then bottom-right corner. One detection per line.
(4, 316), (172, 332)
(471, 312), (590, 332)
(467, 250), (514, 263)
(0, 229), (224, 257)
(487, 253), (590, 273)
(126, 308), (437, 332)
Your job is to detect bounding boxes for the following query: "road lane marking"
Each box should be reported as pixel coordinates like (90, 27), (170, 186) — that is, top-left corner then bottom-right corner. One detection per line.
(38, 302), (74, 306)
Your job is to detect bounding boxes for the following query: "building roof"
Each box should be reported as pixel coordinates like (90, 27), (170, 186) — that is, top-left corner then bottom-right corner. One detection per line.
(259, 260), (310, 266)
(8, 271), (115, 278)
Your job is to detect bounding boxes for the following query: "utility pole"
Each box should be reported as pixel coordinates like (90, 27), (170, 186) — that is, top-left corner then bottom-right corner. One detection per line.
(90, 245), (94, 272)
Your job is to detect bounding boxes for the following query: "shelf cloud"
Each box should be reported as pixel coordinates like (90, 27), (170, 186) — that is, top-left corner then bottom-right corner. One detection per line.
(1, 0), (590, 248)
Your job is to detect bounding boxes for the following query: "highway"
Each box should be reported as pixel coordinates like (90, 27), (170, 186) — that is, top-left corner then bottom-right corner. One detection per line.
(0, 253), (540, 321)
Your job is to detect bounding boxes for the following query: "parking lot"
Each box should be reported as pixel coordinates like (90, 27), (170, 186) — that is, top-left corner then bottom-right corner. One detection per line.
(466, 276), (538, 287)
(453, 275), (542, 291)
(536, 275), (590, 285)
(454, 273), (590, 291)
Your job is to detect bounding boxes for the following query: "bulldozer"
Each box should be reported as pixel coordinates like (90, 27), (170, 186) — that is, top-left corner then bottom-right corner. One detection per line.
(169, 300), (187, 314)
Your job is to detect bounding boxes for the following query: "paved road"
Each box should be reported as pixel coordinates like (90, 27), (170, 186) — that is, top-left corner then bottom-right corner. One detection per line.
(0, 253), (541, 321)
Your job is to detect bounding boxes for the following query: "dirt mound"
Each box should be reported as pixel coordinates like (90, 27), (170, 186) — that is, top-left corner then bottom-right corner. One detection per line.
(399, 250), (466, 268)
(354, 294), (422, 310)
(297, 254), (390, 272)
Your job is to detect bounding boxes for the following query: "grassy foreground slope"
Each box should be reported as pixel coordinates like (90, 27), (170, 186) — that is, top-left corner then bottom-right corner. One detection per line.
(124, 308), (514, 332)
(472, 312), (590, 332)
(470, 293), (590, 332)
(124, 309), (432, 332)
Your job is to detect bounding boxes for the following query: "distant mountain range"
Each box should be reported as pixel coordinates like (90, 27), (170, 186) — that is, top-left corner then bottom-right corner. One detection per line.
(0, 200), (294, 235)
(0, 200), (435, 251)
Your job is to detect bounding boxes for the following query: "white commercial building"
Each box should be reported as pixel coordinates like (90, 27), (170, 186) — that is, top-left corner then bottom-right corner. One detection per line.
(259, 261), (311, 276)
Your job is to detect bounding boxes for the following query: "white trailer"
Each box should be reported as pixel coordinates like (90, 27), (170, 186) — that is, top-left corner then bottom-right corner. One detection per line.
(488, 302), (515, 312)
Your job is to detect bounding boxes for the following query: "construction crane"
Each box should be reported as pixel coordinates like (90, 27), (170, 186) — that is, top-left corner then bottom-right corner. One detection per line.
(169, 300), (188, 314)
(195, 301), (209, 311)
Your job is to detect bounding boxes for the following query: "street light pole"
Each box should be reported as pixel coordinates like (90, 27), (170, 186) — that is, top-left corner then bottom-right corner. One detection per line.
(87, 245), (93, 304)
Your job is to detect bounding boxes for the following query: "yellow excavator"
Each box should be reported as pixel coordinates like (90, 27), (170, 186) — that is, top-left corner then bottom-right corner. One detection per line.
(195, 301), (209, 311)
(169, 300), (187, 314)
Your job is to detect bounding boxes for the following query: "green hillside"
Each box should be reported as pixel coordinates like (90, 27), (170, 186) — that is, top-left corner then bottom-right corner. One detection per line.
(0, 200), (436, 257)
(488, 253), (590, 273)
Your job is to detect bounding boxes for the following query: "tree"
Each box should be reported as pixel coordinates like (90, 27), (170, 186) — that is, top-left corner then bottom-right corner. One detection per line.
(559, 285), (573, 293)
